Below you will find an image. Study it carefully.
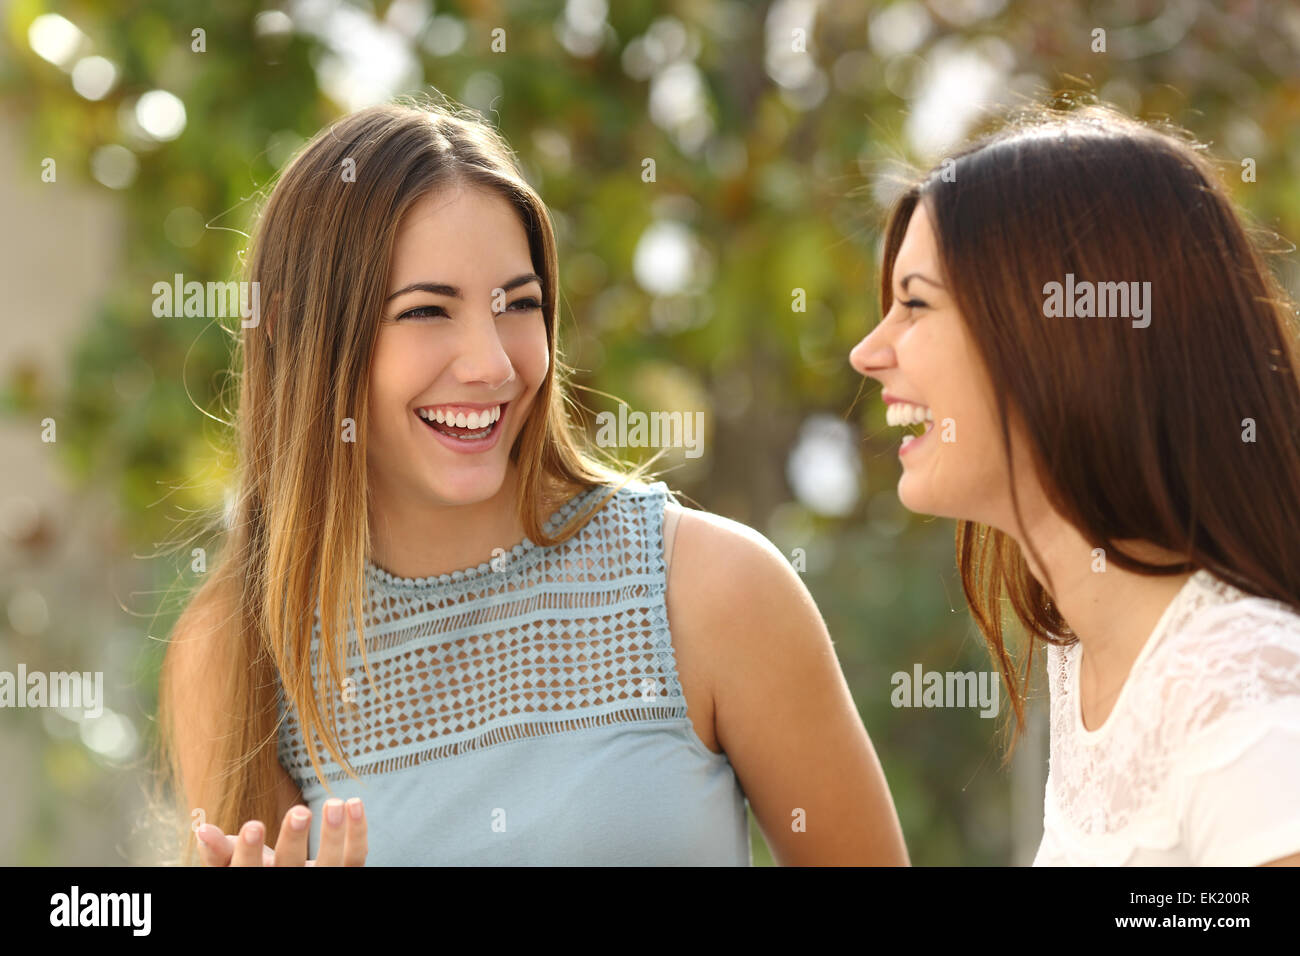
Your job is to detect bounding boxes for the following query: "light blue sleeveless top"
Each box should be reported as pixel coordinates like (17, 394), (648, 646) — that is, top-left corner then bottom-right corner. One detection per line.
(275, 480), (752, 865)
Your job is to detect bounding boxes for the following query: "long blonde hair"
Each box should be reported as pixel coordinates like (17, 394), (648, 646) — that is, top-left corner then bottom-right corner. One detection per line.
(154, 96), (650, 863)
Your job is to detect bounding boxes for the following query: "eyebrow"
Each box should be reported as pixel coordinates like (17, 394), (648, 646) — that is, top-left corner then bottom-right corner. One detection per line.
(897, 272), (945, 292)
(386, 272), (542, 302)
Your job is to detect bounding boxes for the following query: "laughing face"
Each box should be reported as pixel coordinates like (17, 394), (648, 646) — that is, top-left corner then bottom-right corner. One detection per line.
(366, 183), (550, 512)
(849, 200), (1031, 530)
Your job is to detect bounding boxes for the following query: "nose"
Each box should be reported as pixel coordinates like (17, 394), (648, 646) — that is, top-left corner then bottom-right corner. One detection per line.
(849, 321), (895, 382)
(453, 310), (517, 390)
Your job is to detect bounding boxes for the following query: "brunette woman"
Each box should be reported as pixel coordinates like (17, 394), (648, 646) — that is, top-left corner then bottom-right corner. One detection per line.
(851, 105), (1300, 866)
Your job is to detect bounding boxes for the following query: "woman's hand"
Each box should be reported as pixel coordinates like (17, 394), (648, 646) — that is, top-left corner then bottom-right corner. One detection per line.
(195, 798), (368, 866)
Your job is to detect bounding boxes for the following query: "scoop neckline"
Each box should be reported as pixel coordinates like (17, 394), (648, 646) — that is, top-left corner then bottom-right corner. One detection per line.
(364, 483), (605, 589)
(1072, 569), (1211, 742)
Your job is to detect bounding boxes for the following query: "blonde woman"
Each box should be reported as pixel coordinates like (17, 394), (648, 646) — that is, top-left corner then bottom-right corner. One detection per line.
(157, 99), (908, 866)
(850, 105), (1300, 866)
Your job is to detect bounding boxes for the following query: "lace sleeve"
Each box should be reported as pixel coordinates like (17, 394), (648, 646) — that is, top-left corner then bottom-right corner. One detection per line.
(1169, 601), (1300, 866)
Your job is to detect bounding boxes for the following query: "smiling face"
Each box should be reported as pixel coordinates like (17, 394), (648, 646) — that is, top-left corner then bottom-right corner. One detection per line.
(366, 183), (550, 513)
(850, 200), (1037, 529)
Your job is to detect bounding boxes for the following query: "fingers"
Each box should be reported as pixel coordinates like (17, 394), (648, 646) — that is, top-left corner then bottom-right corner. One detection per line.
(313, 797), (367, 866)
(196, 824), (233, 867)
(230, 820), (266, 867)
(314, 799), (347, 866)
(342, 798), (367, 866)
(197, 821), (275, 866)
(197, 802), (366, 868)
(273, 806), (311, 867)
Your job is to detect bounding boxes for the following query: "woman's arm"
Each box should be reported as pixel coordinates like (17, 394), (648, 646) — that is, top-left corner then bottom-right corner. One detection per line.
(163, 593), (229, 823)
(167, 590), (329, 865)
(164, 591), (304, 829)
(665, 507), (909, 865)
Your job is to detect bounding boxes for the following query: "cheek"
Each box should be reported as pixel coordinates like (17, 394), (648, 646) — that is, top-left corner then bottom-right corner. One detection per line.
(897, 319), (1012, 515)
(921, 317), (997, 452)
(366, 333), (421, 438)
(951, 361), (1002, 464)
(503, 316), (550, 388)
(939, 356), (1017, 518)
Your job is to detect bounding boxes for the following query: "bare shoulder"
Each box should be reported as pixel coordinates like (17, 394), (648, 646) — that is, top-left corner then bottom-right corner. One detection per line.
(662, 504), (832, 699)
(661, 503), (908, 863)
(663, 504), (824, 655)
(665, 504), (799, 595)
(661, 504), (811, 760)
(165, 578), (236, 687)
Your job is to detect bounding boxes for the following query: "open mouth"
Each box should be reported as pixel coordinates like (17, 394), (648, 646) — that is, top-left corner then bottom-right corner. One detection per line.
(415, 402), (507, 442)
(887, 401), (933, 453)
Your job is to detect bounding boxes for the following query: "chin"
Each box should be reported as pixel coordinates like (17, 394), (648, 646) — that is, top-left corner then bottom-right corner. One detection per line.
(899, 469), (996, 525)
(897, 471), (961, 521)
(429, 466), (507, 505)
(896, 473), (935, 516)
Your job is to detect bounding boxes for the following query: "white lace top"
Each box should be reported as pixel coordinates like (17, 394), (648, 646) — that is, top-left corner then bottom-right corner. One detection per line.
(1034, 569), (1300, 866)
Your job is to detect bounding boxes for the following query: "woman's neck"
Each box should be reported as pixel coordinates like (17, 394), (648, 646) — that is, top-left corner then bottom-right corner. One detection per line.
(366, 462), (551, 580)
(1015, 514), (1194, 722)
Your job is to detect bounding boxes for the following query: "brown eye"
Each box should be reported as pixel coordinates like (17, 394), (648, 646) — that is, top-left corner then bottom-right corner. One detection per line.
(398, 305), (448, 321)
(892, 298), (925, 322)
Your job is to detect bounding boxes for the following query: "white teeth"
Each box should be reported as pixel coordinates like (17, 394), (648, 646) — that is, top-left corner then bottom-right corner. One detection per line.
(886, 401), (931, 427)
(417, 404), (503, 426)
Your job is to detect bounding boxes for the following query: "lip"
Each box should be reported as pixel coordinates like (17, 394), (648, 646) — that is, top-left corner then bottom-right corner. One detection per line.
(898, 418), (934, 459)
(882, 391), (929, 406)
(415, 401), (509, 455)
(414, 399), (511, 415)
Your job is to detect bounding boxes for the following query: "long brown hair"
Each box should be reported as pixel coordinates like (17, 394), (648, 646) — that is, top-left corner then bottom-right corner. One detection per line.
(154, 95), (651, 863)
(878, 103), (1300, 755)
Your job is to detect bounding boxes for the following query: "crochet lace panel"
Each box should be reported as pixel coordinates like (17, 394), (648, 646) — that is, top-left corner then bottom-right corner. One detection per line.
(1043, 570), (1300, 863)
(277, 482), (689, 788)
